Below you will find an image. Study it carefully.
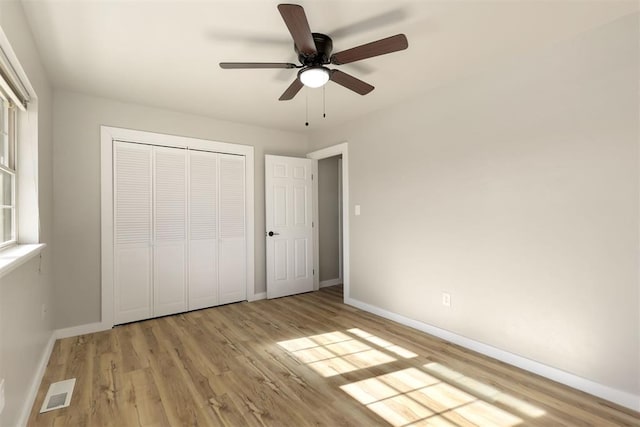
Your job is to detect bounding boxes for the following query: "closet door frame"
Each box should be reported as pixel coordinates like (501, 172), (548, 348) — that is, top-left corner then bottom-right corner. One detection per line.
(101, 126), (254, 329)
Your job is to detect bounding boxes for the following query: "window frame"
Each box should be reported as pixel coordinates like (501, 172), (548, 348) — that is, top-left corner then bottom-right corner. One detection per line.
(0, 93), (16, 249)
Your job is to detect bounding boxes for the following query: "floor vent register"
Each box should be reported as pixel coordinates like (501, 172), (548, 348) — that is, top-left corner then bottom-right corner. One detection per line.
(39, 378), (76, 413)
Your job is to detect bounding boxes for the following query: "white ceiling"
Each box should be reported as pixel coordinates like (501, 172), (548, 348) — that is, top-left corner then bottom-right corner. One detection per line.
(20, 0), (638, 132)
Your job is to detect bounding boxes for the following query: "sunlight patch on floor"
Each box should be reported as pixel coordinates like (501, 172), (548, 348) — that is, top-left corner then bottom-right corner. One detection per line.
(341, 367), (525, 426)
(278, 331), (397, 377)
(348, 328), (418, 358)
(423, 363), (546, 418)
(309, 349), (396, 377)
(278, 329), (542, 425)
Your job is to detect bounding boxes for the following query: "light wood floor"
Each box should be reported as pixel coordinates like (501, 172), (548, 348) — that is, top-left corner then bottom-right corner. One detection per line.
(29, 286), (639, 426)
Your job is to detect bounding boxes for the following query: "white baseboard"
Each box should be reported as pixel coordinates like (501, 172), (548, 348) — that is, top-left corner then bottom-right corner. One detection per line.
(17, 332), (56, 427)
(345, 296), (640, 412)
(55, 321), (111, 339)
(320, 278), (342, 288)
(248, 292), (266, 302)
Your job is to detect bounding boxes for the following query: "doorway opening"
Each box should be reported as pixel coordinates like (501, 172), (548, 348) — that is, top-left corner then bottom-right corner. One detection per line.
(307, 143), (350, 302)
(317, 155), (343, 289)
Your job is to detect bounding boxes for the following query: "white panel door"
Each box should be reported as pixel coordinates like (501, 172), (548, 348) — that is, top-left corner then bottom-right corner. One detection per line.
(188, 150), (219, 310)
(265, 155), (314, 299)
(113, 142), (153, 324)
(218, 154), (246, 304)
(153, 146), (187, 317)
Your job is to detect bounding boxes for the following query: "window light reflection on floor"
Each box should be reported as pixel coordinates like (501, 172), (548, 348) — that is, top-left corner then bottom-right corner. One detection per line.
(278, 329), (543, 425)
(341, 367), (525, 426)
(423, 363), (547, 418)
(348, 328), (418, 358)
(278, 330), (398, 377)
(277, 328), (418, 377)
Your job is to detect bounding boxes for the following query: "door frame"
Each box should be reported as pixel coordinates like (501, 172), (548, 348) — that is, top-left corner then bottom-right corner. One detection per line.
(100, 126), (255, 329)
(307, 142), (349, 301)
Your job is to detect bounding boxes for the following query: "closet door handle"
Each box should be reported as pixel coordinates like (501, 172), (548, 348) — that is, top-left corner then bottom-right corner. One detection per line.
(267, 231), (279, 237)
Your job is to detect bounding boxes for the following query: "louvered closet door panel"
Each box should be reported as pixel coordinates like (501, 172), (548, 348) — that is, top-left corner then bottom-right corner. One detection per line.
(153, 146), (187, 317)
(114, 142), (153, 324)
(218, 154), (246, 304)
(188, 151), (218, 310)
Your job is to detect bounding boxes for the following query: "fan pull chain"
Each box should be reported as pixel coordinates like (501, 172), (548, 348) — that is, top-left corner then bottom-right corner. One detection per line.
(323, 85), (326, 118)
(305, 89), (309, 127)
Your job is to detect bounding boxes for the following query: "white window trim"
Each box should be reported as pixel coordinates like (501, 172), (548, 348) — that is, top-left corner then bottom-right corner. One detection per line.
(0, 242), (45, 278)
(100, 126), (255, 330)
(0, 24), (41, 274)
(0, 97), (17, 249)
(0, 168), (16, 249)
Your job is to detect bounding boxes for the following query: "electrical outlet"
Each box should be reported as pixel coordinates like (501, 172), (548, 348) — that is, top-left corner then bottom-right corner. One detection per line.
(442, 292), (451, 307)
(0, 378), (6, 414)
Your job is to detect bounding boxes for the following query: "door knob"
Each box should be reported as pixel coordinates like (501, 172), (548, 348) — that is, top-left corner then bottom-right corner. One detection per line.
(268, 231), (279, 237)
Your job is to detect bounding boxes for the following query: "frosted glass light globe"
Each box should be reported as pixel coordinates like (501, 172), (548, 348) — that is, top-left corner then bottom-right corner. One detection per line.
(299, 67), (330, 88)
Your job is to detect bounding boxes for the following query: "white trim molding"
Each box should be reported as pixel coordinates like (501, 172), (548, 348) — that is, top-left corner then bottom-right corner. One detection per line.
(55, 322), (110, 340)
(17, 333), (56, 427)
(320, 278), (342, 288)
(0, 243), (45, 278)
(100, 126), (255, 329)
(346, 296), (640, 412)
(306, 142), (349, 303)
(311, 158), (319, 291)
(249, 292), (266, 302)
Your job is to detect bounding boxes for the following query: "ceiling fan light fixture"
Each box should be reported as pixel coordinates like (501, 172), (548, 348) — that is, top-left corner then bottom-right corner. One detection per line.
(220, 4), (409, 100)
(299, 66), (330, 88)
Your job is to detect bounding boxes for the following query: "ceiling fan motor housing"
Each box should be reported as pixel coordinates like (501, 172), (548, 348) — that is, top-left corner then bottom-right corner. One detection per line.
(296, 33), (333, 65)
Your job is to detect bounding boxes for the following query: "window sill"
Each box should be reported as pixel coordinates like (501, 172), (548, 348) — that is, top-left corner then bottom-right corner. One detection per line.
(0, 243), (46, 279)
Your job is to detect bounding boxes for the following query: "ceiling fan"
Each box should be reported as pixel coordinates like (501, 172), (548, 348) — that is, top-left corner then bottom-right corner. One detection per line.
(219, 4), (409, 101)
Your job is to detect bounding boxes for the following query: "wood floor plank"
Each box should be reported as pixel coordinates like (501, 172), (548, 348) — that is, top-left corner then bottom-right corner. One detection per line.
(28, 286), (640, 427)
(146, 320), (215, 427)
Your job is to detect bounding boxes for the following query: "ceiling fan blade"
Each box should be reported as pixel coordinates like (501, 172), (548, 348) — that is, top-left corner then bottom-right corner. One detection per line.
(331, 34), (408, 65)
(279, 78), (304, 101)
(278, 4), (317, 56)
(330, 70), (374, 95)
(220, 62), (298, 69)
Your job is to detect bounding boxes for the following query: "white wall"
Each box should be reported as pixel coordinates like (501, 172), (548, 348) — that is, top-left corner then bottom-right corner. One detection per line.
(53, 90), (309, 328)
(310, 13), (639, 399)
(0, 257), (53, 427)
(0, 1), (54, 426)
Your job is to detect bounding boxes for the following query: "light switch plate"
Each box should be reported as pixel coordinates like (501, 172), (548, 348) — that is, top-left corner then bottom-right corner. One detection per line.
(355, 205), (361, 216)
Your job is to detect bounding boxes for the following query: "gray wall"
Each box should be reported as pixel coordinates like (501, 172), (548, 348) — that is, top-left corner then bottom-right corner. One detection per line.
(318, 156), (341, 282)
(52, 90), (309, 328)
(0, 1), (54, 426)
(309, 14), (639, 396)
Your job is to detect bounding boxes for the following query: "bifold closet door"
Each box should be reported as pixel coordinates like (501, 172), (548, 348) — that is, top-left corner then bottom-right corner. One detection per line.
(218, 154), (246, 304)
(188, 150), (219, 310)
(114, 142), (153, 324)
(153, 146), (188, 317)
(114, 142), (245, 324)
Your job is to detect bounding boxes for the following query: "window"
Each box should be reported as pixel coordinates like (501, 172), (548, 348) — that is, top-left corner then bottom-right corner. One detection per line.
(0, 95), (15, 247)
(0, 40), (31, 249)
